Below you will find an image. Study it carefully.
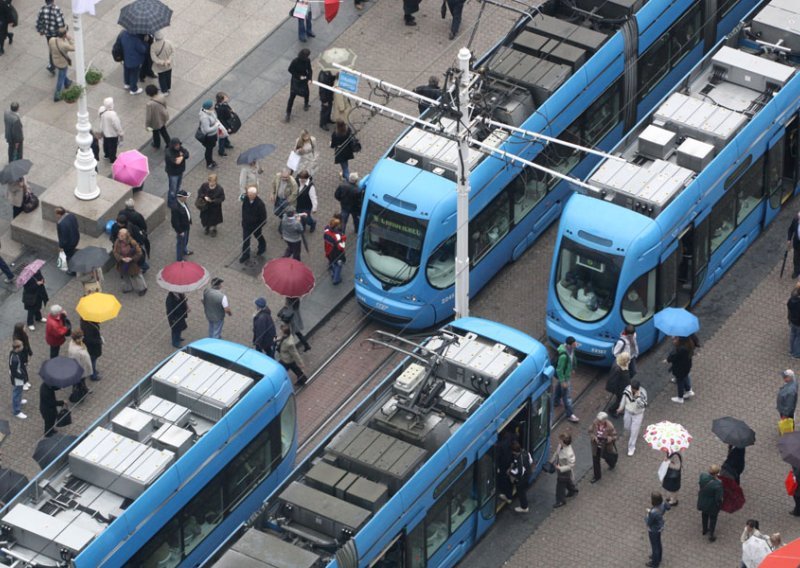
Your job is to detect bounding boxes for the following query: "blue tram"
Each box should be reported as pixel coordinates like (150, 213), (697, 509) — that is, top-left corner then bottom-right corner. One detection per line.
(207, 317), (553, 568)
(354, 0), (759, 329)
(0, 340), (296, 567)
(546, 0), (800, 365)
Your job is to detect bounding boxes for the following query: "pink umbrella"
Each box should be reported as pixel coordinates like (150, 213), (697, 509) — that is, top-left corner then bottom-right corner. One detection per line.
(16, 259), (46, 288)
(112, 150), (149, 187)
(156, 261), (210, 292)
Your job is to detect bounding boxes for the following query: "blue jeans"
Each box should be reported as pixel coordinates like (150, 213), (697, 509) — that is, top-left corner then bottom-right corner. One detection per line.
(54, 66), (71, 101)
(297, 8), (313, 40)
(0, 256), (13, 280)
(554, 381), (575, 417)
(123, 65), (140, 92)
(171, 326), (182, 347)
(791, 324), (800, 357)
(167, 175), (182, 209)
(340, 161), (350, 180)
(298, 210), (316, 232)
(340, 209), (359, 234)
(176, 230), (189, 261)
(330, 259), (343, 284)
(648, 531), (662, 566)
(208, 319), (224, 339)
(11, 384), (22, 415)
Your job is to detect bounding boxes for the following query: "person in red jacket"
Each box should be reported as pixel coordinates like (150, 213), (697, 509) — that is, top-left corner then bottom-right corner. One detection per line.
(323, 216), (346, 285)
(45, 304), (70, 358)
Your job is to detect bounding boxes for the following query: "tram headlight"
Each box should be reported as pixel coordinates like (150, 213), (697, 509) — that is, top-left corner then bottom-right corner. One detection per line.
(404, 295), (418, 303)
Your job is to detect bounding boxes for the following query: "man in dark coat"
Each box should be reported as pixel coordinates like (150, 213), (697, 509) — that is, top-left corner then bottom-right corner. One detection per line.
(318, 69), (336, 130)
(413, 76), (442, 114)
(166, 291), (188, 348)
(55, 206), (79, 264)
(403, 0), (420, 25)
(241, 186), (267, 263)
(285, 48), (312, 122)
(119, 30), (147, 95)
(334, 172), (363, 234)
(697, 465), (724, 542)
(39, 382), (64, 436)
(171, 189), (192, 261)
(445, 0), (465, 39)
(164, 138), (189, 209)
(80, 318), (101, 381)
(4, 101), (23, 161)
(788, 212), (800, 279)
(252, 297), (276, 357)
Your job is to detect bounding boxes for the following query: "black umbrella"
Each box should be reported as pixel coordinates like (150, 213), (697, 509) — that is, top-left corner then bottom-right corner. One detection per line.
(68, 246), (110, 274)
(33, 434), (77, 470)
(118, 0), (172, 34)
(0, 159), (32, 184)
(0, 467), (28, 505)
(39, 357), (84, 389)
(712, 417), (756, 448)
(778, 432), (800, 468)
(236, 144), (276, 165)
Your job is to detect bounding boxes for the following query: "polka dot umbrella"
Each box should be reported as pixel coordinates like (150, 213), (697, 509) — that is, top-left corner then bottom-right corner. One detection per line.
(644, 421), (692, 453)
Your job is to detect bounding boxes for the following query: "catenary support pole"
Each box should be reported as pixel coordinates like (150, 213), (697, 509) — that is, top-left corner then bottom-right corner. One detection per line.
(454, 47), (471, 320)
(72, 11), (99, 200)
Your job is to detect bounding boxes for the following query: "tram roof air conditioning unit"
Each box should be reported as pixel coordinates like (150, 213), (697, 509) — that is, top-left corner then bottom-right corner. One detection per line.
(394, 363), (427, 397)
(710, 46), (795, 93)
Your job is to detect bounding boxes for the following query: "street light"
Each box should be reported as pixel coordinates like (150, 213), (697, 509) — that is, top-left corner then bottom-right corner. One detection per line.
(71, 0), (100, 200)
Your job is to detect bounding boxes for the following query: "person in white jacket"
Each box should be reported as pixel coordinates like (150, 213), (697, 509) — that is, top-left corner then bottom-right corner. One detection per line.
(239, 161), (261, 196)
(150, 30), (173, 95)
(553, 431), (577, 508)
(198, 101), (220, 169)
(98, 97), (123, 162)
(617, 379), (648, 456)
(741, 519), (772, 568)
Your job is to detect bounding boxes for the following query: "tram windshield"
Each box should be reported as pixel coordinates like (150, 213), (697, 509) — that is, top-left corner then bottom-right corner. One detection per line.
(554, 237), (621, 323)
(362, 201), (428, 287)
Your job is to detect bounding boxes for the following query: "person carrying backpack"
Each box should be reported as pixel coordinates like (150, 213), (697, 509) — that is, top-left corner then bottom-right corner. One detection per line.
(507, 441), (532, 513)
(554, 336), (580, 423)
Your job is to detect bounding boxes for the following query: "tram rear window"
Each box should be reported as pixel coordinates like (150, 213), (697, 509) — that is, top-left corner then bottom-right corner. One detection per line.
(362, 202), (428, 287)
(554, 237), (621, 323)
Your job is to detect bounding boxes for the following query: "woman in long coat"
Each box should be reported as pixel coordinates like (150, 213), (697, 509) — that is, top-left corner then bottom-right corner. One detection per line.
(197, 173), (225, 236)
(39, 382), (64, 437)
(330, 120), (355, 180)
(22, 269), (48, 330)
(80, 318), (102, 381)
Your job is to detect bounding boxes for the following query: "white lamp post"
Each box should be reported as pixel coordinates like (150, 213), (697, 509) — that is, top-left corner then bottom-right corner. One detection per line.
(71, 0), (100, 200)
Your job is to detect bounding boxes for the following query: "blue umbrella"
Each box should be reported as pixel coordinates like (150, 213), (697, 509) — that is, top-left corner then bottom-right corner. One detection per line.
(653, 307), (700, 337)
(39, 357), (84, 389)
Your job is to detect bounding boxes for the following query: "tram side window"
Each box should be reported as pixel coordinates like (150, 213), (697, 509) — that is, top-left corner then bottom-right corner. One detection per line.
(508, 168), (547, 224)
(181, 480), (224, 558)
(281, 395), (296, 457)
(470, 192), (510, 264)
(637, 35), (670, 101)
(426, 235), (456, 290)
(670, 3), (702, 68)
(767, 139), (785, 208)
(425, 497), (450, 559)
(709, 190), (736, 253)
(408, 523), (426, 568)
(449, 468), (477, 533)
(582, 80), (622, 147)
(622, 269), (656, 325)
(734, 155), (765, 225)
(424, 467), (477, 560)
(477, 452), (496, 508)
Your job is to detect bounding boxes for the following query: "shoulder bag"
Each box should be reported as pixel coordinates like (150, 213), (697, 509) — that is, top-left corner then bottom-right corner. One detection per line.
(22, 190), (39, 213)
(56, 406), (72, 427)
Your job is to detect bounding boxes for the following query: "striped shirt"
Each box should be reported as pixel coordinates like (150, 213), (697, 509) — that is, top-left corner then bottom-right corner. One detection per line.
(36, 3), (65, 37)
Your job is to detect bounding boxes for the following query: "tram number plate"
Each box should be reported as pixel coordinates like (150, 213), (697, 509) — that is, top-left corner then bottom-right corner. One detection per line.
(375, 302), (388, 311)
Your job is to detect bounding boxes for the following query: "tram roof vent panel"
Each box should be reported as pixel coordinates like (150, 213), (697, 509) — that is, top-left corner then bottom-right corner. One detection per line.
(676, 137), (716, 172)
(653, 92), (748, 148)
(638, 125), (677, 161)
(2, 504), (95, 561)
(752, 0), (800, 53)
(212, 529), (320, 568)
(710, 46), (795, 92)
(524, 13), (607, 52)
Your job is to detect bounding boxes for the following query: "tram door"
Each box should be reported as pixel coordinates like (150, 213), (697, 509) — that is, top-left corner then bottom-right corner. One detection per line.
(783, 116), (799, 203)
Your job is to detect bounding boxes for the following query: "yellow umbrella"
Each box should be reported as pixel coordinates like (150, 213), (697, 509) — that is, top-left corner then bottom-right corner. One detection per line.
(75, 293), (121, 323)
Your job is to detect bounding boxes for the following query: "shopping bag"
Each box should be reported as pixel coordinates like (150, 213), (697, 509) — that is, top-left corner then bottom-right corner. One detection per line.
(293, 0), (309, 19)
(56, 251), (68, 272)
(287, 150), (301, 171)
(780, 417), (795, 436)
(786, 470), (798, 496)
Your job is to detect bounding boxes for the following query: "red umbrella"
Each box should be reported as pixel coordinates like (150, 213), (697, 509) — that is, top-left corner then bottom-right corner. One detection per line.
(156, 261), (210, 292)
(761, 537), (800, 567)
(262, 258), (315, 298)
(324, 0), (339, 22)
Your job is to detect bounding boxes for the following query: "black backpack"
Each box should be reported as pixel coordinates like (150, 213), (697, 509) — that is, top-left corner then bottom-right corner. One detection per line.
(112, 33), (124, 62)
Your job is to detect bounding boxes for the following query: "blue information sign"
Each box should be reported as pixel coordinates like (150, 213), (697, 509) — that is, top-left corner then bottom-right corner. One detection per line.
(338, 71), (359, 93)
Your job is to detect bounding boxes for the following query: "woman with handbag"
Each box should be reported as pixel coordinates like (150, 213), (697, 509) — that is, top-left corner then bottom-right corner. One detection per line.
(21, 269), (48, 331)
(293, 129), (318, 177)
(589, 412), (618, 483)
(331, 120), (355, 180)
(553, 431), (578, 508)
(215, 92), (238, 154)
(197, 100), (220, 170)
(662, 451), (683, 506)
(6, 175), (26, 218)
(197, 173), (225, 236)
(285, 48), (312, 123)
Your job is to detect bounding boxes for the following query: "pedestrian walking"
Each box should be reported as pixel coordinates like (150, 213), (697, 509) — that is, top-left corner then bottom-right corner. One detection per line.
(36, 0), (64, 74)
(789, 283), (800, 358)
(318, 68), (336, 131)
(9, 339), (28, 419)
(66, 329), (91, 401)
(507, 442), (532, 513)
(294, 0), (315, 42)
(554, 336), (580, 423)
(285, 48), (312, 123)
(198, 100), (220, 170)
(165, 291), (188, 348)
(293, 130), (318, 177)
(788, 211), (800, 279)
(5, 175), (25, 218)
(617, 379), (647, 456)
(253, 297), (276, 357)
(0, 0), (17, 56)
(80, 318), (101, 381)
(589, 412), (617, 483)
(196, 173), (224, 237)
(171, 189), (192, 261)
(778, 369), (797, 423)
(324, 216), (346, 285)
(39, 382), (64, 435)
(55, 206), (79, 265)
(276, 323), (307, 386)
(119, 30), (147, 95)
(295, 171), (317, 232)
(278, 297), (311, 351)
(150, 30), (173, 95)
(413, 76), (442, 113)
(403, 0), (421, 26)
(741, 519), (772, 568)
(445, 0), (465, 39)
(645, 492), (670, 567)
(722, 445), (745, 485)
(98, 97), (123, 163)
(119, 198), (149, 258)
(4, 101), (22, 162)
(239, 161), (261, 197)
(12, 323), (32, 391)
(45, 305), (70, 358)
(553, 431), (577, 508)
(331, 120), (355, 180)
(214, 92), (236, 155)
(144, 85), (170, 149)
(332, 78), (352, 123)
(613, 324), (639, 377)
(165, 137), (189, 209)
(202, 277), (231, 339)
(662, 451), (683, 506)
(334, 172), (362, 234)
(272, 169), (298, 218)
(697, 464), (724, 542)
(22, 269), (47, 331)
(48, 26), (73, 102)
(605, 352), (631, 417)
(280, 207), (305, 261)
(667, 336), (695, 403)
(112, 228), (147, 295)
(240, 186), (267, 263)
